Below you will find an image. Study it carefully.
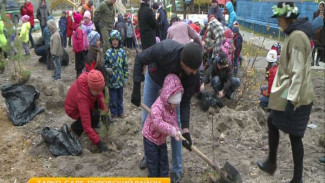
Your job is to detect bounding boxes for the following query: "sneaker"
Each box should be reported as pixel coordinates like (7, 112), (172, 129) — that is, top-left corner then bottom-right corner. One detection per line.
(171, 172), (182, 183)
(139, 157), (147, 170)
(54, 78), (61, 81)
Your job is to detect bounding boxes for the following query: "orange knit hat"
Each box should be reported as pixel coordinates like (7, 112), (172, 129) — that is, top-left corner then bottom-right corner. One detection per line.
(87, 70), (105, 91)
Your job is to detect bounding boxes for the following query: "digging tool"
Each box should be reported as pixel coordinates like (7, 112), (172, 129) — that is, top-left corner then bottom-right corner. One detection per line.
(140, 103), (242, 183)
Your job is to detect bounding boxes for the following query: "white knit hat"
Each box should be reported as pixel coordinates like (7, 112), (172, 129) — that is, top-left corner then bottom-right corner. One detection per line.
(168, 92), (182, 104)
(266, 50), (277, 63)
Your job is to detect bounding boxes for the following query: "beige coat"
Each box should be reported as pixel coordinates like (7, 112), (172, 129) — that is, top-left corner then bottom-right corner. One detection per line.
(47, 19), (64, 57)
(269, 30), (314, 111)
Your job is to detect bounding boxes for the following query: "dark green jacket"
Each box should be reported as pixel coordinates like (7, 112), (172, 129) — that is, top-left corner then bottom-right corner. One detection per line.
(94, 1), (115, 30)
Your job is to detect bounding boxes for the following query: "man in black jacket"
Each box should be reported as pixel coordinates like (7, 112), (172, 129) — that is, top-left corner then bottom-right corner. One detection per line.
(138, 0), (158, 49)
(200, 53), (240, 99)
(131, 40), (202, 183)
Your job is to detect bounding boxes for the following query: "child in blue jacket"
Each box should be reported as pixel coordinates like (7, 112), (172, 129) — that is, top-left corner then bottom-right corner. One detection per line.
(59, 11), (67, 48)
(104, 30), (128, 118)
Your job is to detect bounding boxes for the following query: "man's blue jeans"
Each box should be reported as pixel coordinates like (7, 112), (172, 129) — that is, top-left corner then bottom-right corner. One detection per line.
(142, 71), (182, 173)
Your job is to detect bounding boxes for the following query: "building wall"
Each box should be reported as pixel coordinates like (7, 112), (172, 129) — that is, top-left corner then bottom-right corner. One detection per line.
(236, 0), (319, 36)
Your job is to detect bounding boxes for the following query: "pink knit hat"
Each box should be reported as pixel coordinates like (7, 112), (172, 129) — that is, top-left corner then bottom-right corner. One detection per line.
(73, 12), (83, 24)
(87, 70), (105, 91)
(21, 15), (30, 23)
(224, 28), (233, 39)
(84, 10), (91, 20)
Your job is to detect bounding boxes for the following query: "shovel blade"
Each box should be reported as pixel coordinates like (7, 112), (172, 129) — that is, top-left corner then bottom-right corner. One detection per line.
(220, 161), (242, 183)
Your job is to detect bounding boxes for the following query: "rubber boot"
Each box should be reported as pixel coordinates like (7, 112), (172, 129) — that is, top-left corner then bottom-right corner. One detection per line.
(257, 159), (276, 175)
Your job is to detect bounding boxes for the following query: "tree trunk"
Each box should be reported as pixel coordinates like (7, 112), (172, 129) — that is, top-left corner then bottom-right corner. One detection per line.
(183, 3), (187, 20)
(198, 4), (200, 14)
(172, 0), (176, 13)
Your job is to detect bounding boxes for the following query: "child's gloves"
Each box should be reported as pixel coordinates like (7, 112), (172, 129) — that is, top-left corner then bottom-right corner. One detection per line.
(97, 141), (108, 152)
(171, 127), (181, 141)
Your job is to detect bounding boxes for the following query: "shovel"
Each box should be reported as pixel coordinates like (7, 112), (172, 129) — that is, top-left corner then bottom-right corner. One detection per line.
(141, 103), (242, 183)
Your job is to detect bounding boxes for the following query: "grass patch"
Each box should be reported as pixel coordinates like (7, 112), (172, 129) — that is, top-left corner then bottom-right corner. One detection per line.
(239, 25), (285, 42)
(311, 69), (325, 78)
(241, 41), (269, 58)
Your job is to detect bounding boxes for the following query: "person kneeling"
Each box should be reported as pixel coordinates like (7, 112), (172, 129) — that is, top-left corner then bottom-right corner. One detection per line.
(142, 74), (183, 177)
(64, 70), (109, 152)
(200, 52), (240, 101)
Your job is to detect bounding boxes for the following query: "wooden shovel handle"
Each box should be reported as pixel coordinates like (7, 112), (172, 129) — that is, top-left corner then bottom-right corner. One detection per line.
(141, 103), (219, 171)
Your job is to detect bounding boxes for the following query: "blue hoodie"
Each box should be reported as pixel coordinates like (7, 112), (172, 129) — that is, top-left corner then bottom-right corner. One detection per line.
(225, 2), (237, 29)
(43, 15), (54, 46)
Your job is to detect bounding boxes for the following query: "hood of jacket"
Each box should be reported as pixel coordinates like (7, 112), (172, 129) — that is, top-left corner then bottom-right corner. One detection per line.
(47, 19), (57, 33)
(24, 21), (31, 29)
(73, 22), (81, 30)
(284, 18), (313, 38)
(118, 14), (124, 23)
(25, 2), (32, 7)
(225, 2), (234, 13)
(159, 74), (184, 108)
(38, 0), (47, 8)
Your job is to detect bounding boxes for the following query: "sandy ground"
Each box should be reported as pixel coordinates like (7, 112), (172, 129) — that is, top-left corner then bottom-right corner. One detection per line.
(0, 42), (324, 183)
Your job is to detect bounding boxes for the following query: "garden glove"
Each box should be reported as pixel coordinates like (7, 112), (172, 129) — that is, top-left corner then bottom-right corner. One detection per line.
(131, 81), (141, 106)
(182, 132), (192, 151)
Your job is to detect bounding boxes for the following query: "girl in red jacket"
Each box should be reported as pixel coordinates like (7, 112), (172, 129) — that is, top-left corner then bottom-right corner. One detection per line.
(64, 70), (109, 152)
(73, 12), (85, 78)
(67, 11), (73, 47)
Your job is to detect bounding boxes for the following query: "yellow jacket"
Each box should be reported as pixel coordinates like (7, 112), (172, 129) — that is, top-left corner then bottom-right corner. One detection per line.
(269, 30), (314, 111)
(0, 21), (7, 48)
(19, 22), (31, 43)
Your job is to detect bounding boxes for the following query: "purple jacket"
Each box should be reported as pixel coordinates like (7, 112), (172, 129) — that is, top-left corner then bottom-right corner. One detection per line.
(167, 21), (202, 46)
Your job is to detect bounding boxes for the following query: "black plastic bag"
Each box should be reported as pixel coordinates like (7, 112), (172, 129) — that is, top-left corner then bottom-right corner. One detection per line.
(1, 84), (45, 126)
(61, 49), (69, 66)
(200, 90), (224, 112)
(41, 124), (83, 156)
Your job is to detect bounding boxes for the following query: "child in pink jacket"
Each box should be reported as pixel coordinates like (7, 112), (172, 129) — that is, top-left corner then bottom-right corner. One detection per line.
(221, 28), (235, 68)
(142, 74), (184, 177)
(72, 12), (85, 78)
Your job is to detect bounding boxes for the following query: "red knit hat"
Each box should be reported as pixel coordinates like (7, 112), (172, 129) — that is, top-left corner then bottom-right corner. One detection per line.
(208, 15), (215, 22)
(223, 28), (233, 39)
(87, 70), (105, 91)
(73, 12), (83, 24)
